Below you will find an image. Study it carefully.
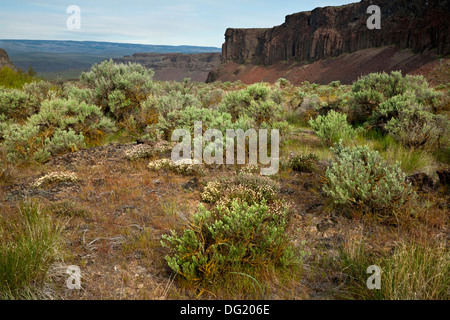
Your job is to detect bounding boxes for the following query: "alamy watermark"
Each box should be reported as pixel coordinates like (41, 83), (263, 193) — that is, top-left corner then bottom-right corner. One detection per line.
(171, 121), (280, 176)
(366, 265), (381, 290)
(367, 5), (381, 30)
(66, 265), (81, 290)
(66, 5), (81, 30)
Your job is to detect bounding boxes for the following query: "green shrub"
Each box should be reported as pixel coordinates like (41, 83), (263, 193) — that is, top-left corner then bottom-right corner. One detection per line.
(154, 90), (201, 117)
(41, 128), (86, 158)
(383, 101), (448, 149)
(62, 83), (94, 104)
(249, 99), (283, 126)
(366, 92), (449, 149)
(219, 89), (251, 121)
(352, 71), (429, 100)
(3, 98), (114, 162)
(0, 89), (35, 122)
(276, 78), (291, 88)
(80, 59), (154, 120)
(370, 93), (414, 128)
(350, 89), (384, 124)
(161, 199), (295, 284)
(308, 110), (356, 146)
(0, 66), (37, 89)
(323, 143), (415, 221)
(219, 84), (284, 124)
(197, 88), (225, 108)
(350, 71), (441, 125)
(2, 124), (86, 163)
(247, 83), (270, 101)
(28, 98), (115, 145)
(2, 124), (43, 162)
(157, 105), (234, 140)
(329, 80), (341, 88)
(23, 81), (55, 105)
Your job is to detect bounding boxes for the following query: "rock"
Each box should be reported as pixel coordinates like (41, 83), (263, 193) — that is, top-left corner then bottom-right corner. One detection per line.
(405, 173), (436, 192)
(281, 188), (295, 195)
(436, 169), (450, 187)
(0, 48), (14, 70)
(182, 177), (199, 190)
(221, 0), (449, 65)
(305, 202), (324, 213)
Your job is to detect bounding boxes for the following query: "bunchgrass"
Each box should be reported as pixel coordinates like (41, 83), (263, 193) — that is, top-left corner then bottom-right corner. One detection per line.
(358, 129), (437, 175)
(340, 240), (449, 300)
(0, 201), (62, 299)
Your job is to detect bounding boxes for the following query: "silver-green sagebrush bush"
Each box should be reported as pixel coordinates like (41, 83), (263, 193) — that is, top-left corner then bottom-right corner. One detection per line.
(28, 98), (115, 133)
(81, 59), (155, 119)
(23, 81), (56, 105)
(62, 83), (95, 105)
(40, 129), (85, 159)
(2, 124), (42, 162)
(323, 142), (415, 220)
(0, 89), (36, 121)
(350, 71), (442, 125)
(308, 110), (356, 146)
(219, 83), (284, 124)
(155, 90), (201, 117)
(379, 96), (449, 149)
(161, 199), (295, 284)
(3, 98), (115, 162)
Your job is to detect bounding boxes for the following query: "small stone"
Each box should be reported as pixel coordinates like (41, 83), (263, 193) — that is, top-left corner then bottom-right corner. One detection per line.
(182, 177), (199, 190)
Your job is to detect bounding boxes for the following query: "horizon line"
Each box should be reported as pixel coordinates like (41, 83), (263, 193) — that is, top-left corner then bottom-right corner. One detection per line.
(0, 39), (222, 49)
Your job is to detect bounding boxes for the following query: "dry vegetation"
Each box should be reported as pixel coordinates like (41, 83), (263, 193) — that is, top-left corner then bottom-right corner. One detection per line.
(0, 62), (449, 300)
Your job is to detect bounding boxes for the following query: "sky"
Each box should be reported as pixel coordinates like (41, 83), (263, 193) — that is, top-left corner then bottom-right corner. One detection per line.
(0, 0), (357, 47)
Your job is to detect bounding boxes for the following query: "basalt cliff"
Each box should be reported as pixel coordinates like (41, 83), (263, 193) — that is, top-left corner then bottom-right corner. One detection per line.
(0, 48), (14, 70)
(207, 0), (450, 85)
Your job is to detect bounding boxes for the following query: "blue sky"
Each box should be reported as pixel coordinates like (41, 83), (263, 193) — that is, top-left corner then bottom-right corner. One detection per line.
(0, 0), (356, 47)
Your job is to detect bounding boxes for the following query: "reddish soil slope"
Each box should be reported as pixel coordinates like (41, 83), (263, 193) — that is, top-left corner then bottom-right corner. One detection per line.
(208, 46), (445, 85)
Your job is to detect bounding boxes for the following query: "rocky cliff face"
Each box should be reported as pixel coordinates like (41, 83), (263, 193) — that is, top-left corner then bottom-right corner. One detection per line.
(0, 48), (14, 70)
(114, 52), (221, 82)
(222, 0), (449, 66)
(214, 0), (449, 84)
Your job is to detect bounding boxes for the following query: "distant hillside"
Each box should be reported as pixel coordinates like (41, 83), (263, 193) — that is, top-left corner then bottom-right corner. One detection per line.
(0, 40), (221, 80)
(113, 53), (221, 82)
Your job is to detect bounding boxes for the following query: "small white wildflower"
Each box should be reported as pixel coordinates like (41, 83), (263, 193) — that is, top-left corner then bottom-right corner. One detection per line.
(240, 163), (259, 175)
(124, 144), (154, 160)
(32, 171), (77, 188)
